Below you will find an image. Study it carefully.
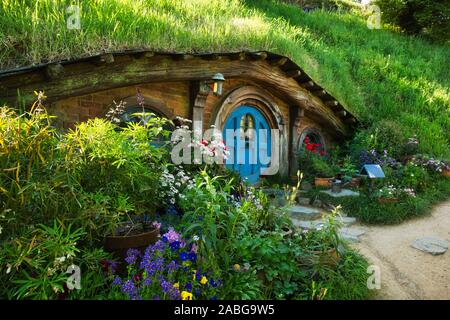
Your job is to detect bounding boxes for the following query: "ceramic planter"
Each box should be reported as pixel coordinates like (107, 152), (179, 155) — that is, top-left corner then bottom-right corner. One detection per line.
(314, 177), (333, 188)
(104, 226), (160, 259)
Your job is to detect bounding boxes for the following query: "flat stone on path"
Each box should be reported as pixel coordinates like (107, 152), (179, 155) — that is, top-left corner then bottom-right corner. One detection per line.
(411, 237), (448, 255)
(339, 227), (366, 243)
(321, 189), (360, 197)
(291, 219), (324, 230)
(287, 205), (323, 220)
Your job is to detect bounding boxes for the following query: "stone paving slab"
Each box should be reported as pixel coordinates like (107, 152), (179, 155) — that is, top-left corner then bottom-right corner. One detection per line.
(321, 189), (360, 197)
(411, 237), (448, 255)
(339, 227), (366, 243)
(287, 205), (323, 220)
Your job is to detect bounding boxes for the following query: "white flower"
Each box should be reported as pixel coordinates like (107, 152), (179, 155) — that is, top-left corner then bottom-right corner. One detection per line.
(193, 235), (199, 241)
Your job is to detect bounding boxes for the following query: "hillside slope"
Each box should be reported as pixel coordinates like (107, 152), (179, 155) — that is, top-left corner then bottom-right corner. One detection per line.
(0, 0), (449, 157)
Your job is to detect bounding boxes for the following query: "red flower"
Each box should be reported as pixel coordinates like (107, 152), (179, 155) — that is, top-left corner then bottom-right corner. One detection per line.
(304, 136), (310, 144)
(201, 139), (208, 146)
(312, 149), (318, 154)
(320, 150), (325, 156)
(305, 144), (314, 151)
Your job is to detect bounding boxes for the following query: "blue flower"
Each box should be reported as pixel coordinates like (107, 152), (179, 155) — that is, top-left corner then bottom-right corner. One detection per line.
(185, 282), (192, 292)
(162, 236), (169, 243)
(170, 241), (181, 251)
(188, 252), (197, 262)
(179, 252), (189, 261)
(210, 278), (218, 288)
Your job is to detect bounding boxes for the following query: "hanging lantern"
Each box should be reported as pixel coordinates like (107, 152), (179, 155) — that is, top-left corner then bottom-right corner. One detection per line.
(211, 73), (225, 96)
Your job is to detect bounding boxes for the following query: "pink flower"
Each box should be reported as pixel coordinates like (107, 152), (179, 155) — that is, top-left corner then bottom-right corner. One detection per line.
(162, 227), (181, 244)
(191, 243), (198, 253)
(152, 221), (161, 230)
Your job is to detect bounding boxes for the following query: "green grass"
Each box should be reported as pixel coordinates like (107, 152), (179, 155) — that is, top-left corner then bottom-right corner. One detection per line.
(1, 0), (449, 159)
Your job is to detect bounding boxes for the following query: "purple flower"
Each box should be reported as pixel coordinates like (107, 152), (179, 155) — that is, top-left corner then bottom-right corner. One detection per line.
(185, 282), (192, 292)
(167, 260), (179, 274)
(112, 276), (122, 286)
(144, 277), (152, 287)
(122, 280), (139, 300)
(140, 256), (164, 276)
(160, 278), (181, 300)
(162, 227), (182, 244)
(125, 248), (141, 265)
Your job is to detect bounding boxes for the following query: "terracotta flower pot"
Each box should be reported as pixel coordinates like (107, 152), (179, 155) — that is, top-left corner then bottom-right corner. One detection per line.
(348, 177), (361, 188)
(104, 226), (160, 260)
(378, 197), (399, 204)
(314, 177), (333, 188)
(442, 169), (450, 178)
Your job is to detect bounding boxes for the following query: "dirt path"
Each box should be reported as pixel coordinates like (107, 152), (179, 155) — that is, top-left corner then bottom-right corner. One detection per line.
(353, 200), (450, 300)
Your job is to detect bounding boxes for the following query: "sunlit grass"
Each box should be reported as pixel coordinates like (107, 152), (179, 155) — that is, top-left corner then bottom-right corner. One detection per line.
(0, 0), (449, 157)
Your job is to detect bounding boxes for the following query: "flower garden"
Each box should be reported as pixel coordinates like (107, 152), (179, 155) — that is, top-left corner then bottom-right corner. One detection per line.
(0, 94), (373, 300)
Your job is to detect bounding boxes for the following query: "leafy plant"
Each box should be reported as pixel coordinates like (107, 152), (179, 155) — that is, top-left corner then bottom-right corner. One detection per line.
(1, 220), (85, 299)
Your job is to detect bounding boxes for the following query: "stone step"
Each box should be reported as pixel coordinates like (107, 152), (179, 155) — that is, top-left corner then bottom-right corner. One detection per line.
(411, 237), (448, 255)
(287, 205), (324, 220)
(338, 227), (366, 243)
(320, 189), (360, 198)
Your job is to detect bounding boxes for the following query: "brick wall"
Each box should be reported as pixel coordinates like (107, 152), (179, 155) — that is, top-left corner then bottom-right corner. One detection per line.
(50, 81), (190, 129)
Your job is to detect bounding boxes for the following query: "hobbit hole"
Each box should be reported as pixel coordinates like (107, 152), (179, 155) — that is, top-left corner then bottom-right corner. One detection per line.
(0, 51), (357, 183)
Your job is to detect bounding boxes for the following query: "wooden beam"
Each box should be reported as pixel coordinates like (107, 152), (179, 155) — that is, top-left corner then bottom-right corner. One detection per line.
(335, 110), (347, 117)
(0, 57), (351, 137)
(44, 63), (64, 80)
(325, 100), (339, 108)
(174, 54), (194, 61)
(248, 52), (268, 60)
(345, 117), (357, 124)
(93, 53), (114, 65)
(229, 52), (246, 61)
(284, 69), (302, 78)
(301, 81), (315, 88)
(269, 56), (288, 67)
(313, 89), (327, 97)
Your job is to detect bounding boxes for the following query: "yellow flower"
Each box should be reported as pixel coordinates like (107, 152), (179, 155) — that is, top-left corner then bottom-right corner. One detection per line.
(173, 282), (179, 289)
(192, 270), (197, 281)
(181, 291), (193, 300)
(200, 276), (208, 285)
(182, 260), (191, 267)
(233, 264), (241, 271)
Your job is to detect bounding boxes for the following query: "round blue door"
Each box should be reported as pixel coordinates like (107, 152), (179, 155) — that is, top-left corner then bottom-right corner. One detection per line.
(223, 106), (271, 184)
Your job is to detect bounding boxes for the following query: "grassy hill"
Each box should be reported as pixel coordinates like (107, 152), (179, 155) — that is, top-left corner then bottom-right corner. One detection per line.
(0, 0), (449, 158)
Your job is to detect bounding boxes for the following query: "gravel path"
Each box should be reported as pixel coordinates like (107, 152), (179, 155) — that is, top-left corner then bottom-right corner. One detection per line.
(353, 199), (450, 300)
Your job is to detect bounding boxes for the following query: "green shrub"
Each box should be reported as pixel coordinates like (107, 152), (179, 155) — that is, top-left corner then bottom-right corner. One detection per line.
(375, 0), (450, 42)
